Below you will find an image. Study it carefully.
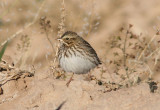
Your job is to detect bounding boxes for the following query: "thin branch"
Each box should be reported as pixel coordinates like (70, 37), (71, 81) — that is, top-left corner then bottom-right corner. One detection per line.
(53, 0), (66, 65)
(138, 34), (157, 60)
(123, 31), (128, 67)
(146, 46), (160, 58)
(86, 0), (94, 38)
(154, 50), (160, 66)
(45, 31), (56, 53)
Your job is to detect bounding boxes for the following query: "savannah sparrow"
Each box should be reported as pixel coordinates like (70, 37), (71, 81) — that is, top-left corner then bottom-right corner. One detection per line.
(58, 31), (101, 74)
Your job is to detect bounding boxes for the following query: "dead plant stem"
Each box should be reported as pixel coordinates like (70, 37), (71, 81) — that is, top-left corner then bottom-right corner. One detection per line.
(138, 34), (157, 60)
(123, 31), (128, 67)
(86, 0), (94, 38)
(45, 31), (55, 54)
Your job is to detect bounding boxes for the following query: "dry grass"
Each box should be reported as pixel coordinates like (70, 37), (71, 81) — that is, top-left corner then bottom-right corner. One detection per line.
(0, 0), (160, 109)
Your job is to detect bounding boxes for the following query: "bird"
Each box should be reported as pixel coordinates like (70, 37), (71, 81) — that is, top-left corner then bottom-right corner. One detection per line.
(57, 31), (101, 85)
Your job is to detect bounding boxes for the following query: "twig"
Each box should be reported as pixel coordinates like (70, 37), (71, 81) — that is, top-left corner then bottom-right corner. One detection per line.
(0, 0), (46, 48)
(57, 0), (66, 38)
(145, 63), (153, 78)
(138, 34), (157, 60)
(45, 31), (55, 53)
(154, 50), (160, 66)
(146, 46), (160, 58)
(40, 16), (56, 54)
(86, 1), (94, 38)
(53, 0), (66, 66)
(0, 70), (34, 86)
(123, 31), (128, 67)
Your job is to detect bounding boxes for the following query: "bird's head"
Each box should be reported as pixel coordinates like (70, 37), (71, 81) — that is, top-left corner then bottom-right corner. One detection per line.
(57, 31), (81, 46)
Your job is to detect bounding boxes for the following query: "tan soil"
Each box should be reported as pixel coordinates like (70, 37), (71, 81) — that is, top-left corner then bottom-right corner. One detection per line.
(0, 0), (160, 110)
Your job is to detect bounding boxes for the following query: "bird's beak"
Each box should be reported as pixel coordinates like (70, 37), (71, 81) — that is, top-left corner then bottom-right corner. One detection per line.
(57, 38), (69, 46)
(57, 38), (63, 42)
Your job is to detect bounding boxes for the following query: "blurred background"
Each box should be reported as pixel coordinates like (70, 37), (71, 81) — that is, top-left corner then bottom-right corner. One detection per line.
(0, 0), (160, 109)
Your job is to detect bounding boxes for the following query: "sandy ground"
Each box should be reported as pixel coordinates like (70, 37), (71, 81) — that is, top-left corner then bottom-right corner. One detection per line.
(0, 0), (160, 110)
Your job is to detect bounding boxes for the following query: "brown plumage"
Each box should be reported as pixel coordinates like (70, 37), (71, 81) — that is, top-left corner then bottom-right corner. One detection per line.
(58, 31), (101, 74)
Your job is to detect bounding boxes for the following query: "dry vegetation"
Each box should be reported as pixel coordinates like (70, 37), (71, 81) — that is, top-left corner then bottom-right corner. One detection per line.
(0, 0), (160, 110)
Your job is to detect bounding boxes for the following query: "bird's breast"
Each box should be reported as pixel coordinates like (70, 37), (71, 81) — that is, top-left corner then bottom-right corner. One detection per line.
(59, 54), (96, 74)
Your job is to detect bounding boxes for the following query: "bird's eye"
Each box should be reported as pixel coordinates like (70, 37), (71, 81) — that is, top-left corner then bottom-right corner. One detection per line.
(65, 38), (69, 40)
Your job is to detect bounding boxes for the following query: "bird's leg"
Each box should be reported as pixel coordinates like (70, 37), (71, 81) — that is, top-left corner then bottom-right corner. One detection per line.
(66, 73), (74, 87)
